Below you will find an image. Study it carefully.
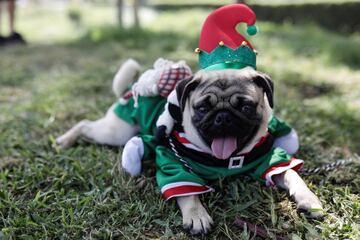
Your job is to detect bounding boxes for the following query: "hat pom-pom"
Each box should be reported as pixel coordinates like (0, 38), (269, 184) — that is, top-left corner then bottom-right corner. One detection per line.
(247, 24), (258, 36)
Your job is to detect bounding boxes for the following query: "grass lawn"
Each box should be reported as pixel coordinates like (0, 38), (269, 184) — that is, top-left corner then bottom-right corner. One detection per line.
(0, 3), (360, 239)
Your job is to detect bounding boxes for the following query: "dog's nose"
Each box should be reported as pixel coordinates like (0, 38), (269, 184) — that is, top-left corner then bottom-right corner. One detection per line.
(214, 111), (232, 127)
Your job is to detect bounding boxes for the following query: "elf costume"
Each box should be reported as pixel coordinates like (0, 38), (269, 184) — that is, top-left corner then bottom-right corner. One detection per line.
(116, 59), (192, 175)
(117, 4), (302, 200)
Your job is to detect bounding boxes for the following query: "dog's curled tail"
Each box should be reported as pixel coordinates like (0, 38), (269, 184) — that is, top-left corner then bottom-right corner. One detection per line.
(112, 59), (141, 98)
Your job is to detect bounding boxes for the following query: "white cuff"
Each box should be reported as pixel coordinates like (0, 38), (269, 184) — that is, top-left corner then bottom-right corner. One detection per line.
(121, 136), (144, 176)
(273, 129), (299, 155)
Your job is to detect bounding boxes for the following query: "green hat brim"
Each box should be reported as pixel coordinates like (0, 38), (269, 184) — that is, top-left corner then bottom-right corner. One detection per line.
(199, 45), (256, 70)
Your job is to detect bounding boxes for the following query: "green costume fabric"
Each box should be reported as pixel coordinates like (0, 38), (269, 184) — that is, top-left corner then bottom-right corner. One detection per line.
(199, 45), (256, 70)
(156, 144), (302, 200)
(114, 96), (303, 200)
(268, 116), (292, 137)
(157, 145), (289, 183)
(113, 96), (167, 136)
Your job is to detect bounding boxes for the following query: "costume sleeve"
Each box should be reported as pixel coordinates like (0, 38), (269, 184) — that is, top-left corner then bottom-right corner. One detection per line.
(250, 147), (303, 186)
(268, 115), (293, 137)
(155, 146), (213, 201)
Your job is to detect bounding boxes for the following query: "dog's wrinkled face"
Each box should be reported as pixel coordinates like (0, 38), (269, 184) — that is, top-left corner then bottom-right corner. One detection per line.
(177, 67), (273, 159)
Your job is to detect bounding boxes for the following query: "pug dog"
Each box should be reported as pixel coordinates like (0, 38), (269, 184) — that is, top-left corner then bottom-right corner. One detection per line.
(56, 61), (324, 236)
(155, 68), (323, 235)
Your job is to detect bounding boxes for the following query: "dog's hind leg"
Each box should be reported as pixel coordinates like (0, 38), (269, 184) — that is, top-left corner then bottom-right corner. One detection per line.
(273, 169), (324, 219)
(56, 108), (138, 149)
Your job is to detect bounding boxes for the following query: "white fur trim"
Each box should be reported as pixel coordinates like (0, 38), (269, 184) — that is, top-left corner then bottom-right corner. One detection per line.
(265, 159), (304, 186)
(273, 129), (299, 155)
(118, 98), (129, 105)
(153, 58), (174, 69)
(121, 136), (144, 176)
(131, 69), (159, 107)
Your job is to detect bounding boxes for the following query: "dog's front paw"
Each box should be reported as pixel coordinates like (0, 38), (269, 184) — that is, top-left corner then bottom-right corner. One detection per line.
(182, 204), (213, 235)
(295, 191), (324, 219)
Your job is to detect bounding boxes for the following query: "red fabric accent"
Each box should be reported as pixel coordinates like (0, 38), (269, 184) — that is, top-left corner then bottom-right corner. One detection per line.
(261, 157), (303, 179)
(173, 131), (191, 144)
(199, 4), (256, 52)
(236, 133), (270, 155)
(163, 185), (210, 200)
(254, 133), (269, 148)
(122, 90), (133, 99)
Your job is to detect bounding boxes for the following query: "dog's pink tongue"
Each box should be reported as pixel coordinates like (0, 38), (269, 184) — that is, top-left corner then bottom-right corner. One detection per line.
(211, 137), (237, 160)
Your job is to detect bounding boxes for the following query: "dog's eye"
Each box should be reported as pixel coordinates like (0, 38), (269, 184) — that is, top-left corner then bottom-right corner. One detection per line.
(241, 105), (255, 116)
(198, 106), (208, 114)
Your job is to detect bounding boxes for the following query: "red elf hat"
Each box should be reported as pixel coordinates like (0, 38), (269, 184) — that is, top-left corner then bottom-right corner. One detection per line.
(195, 4), (258, 71)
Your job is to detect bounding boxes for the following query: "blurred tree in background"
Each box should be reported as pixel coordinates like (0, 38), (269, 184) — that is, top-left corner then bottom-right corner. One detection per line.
(116, 0), (140, 27)
(116, 0), (123, 27)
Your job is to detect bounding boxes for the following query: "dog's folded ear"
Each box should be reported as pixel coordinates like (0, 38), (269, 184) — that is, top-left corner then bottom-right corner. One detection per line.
(176, 76), (200, 111)
(253, 72), (274, 108)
